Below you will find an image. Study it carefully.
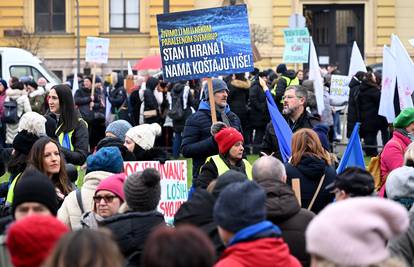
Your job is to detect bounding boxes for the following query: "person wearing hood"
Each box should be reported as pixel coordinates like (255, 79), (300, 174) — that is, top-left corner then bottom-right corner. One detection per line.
(272, 63), (300, 112)
(227, 73), (251, 142)
(253, 156), (315, 267)
(197, 124), (252, 189)
(123, 123), (167, 162)
(57, 146), (124, 230)
(181, 78), (241, 186)
(285, 129), (335, 214)
(5, 82), (32, 145)
(25, 80), (46, 114)
(107, 72), (129, 122)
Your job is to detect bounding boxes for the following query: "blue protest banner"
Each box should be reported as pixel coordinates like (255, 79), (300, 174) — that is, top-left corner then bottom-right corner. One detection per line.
(157, 5), (254, 82)
(282, 28), (310, 63)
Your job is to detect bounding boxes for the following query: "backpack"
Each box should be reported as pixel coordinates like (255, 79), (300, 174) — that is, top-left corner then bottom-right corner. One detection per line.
(168, 91), (185, 120)
(367, 153), (382, 191)
(2, 99), (19, 124)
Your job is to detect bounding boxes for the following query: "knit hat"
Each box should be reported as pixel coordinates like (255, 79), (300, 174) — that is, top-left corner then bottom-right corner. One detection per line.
(214, 181), (266, 233)
(394, 108), (414, 128)
(212, 170), (248, 199)
(325, 167), (375, 197)
(386, 166), (414, 200)
(96, 173), (126, 202)
(7, 215), (69, 267)
(124, 168), (161, 212)
(12, 168), (59, 217)
(276, 63), (287, 74)
(106, 120), (132, 141)
(86, 146), (123, 174)
(202, 78), (229, 100)
(125, 123), (161, 151)
(313, 124), (330, 151)
(214, 127), (243, 154)
(18, 112), (47, 137)
(12, 130), (40, 155)
(306, 197), (409, 266)
(0, 78), (7, 89)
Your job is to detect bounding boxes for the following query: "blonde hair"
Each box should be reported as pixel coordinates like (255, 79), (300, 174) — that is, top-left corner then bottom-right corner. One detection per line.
(290, 128), (331, 166)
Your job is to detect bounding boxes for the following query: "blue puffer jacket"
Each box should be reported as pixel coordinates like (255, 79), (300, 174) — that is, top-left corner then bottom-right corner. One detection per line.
(181, 100), (241, 183)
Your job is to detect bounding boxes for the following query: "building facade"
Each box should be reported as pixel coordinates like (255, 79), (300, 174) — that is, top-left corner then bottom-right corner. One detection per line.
(0, 0), (412, 80)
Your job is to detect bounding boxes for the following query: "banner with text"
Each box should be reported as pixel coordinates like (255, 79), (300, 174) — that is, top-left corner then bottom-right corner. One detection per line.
(330, 75), (351, 103)
(157, 4), (254, 82)
(124, 160), (188, 225)
(85, 37), (110, 64)
(282, 28), (310, 63)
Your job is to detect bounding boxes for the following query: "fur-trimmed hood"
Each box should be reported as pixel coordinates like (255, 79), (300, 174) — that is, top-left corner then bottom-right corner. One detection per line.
(231, 79), (251, 89)
(29, 86), (45, 98)
(6, 88), (28, 102)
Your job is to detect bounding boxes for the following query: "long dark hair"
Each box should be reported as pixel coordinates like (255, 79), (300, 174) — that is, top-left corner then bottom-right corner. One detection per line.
(28, 137), (72, 195)
(52, 84), (79, 134)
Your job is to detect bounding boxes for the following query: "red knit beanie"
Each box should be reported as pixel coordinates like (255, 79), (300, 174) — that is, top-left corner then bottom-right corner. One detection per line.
(214, 127), (244, 154)
(7, 215), (69, 267)
(96, 173), (126, 202)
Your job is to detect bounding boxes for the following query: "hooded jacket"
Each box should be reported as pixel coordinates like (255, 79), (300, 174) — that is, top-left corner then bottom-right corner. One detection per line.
(258, 179), (315, 267)
(5, 89), (32, 144)
(57, 170), (114, 230)
(380, 130), (410, 181)
(346, 76), (362, 138)
(28, 87), (46, 114)
(248, 78), (270, 128)
(285, 155), (335, 214)
(227, 79), (251, 123)
(181, 100), (241, 181)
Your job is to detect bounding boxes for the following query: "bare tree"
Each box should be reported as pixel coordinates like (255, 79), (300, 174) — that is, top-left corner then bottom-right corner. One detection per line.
(250, 24), (271, 46)
(7, 28), (44, 56)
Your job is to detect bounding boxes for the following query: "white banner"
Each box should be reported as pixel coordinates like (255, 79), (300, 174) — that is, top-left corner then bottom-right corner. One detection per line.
(330, 75), (351, 103)
(392, 34), (414, 110)
(124, 160), (188, 225)
(348, 41), (367, 76)
(85, 37), (110, 64)
(378, 45), (397, 123)
(308, 38), (324, 115)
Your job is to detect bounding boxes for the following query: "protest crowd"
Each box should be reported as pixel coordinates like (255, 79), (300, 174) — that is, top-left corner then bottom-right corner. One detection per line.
(0, 59), (413, 267)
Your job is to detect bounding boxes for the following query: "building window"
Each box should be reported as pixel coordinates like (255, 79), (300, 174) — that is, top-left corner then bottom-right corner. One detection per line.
(35, 0), (66, 32)
(110, 0), (140, 31)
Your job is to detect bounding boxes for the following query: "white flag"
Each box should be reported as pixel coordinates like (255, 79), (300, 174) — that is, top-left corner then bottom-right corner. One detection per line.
(127, 61), (133, 76)
(409, 38), (414, 47)
(308, 38), (324, 115)
(348, 41), (367, 76)
(72, 69), (79, 97)
(378, 45), (397, 123)
(391, 34), (414, 110)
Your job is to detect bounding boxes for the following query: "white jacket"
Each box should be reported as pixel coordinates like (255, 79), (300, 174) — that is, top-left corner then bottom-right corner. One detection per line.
(5, 89), (31, 144)
(57, 170), (113, 230)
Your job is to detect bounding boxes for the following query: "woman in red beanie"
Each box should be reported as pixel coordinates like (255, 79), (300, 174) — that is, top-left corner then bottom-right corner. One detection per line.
(197, 124), (252, 189)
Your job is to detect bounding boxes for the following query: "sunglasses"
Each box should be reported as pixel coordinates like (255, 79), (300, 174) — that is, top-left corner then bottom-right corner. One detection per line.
(93, 195), (118, 203)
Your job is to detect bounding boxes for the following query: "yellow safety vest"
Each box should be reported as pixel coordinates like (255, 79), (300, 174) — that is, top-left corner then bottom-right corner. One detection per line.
(6, 173), (22, 205)
(271, 76), (300, 96)
(208, 155), (252, 180)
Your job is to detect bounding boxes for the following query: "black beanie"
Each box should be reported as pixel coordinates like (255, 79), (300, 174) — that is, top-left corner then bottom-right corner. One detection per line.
(124, 168), (161, 212)
(12, 130), (39, 155)
(212, 170), (248, 199)
(12, 168), (58, 217)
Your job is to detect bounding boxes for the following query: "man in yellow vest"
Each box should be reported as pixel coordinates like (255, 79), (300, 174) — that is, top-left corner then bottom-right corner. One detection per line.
(272, 63), (299, 112)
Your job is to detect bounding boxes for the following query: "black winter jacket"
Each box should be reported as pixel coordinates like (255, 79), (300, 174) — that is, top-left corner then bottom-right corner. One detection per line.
(227, 79), (251, 123)
(101, 211), (165, 267)
(275, 70), (298, 111)
(285, 155), (335, 214)
(108, 74), (128, 116)
(74, 87), (105, 123)
(262, 111), (319, 159)
(249, 79), (270, 128)
(170, 84), (193, 133)
(346, 76), (362, 138)
(174, 189), (224, 258)
(258, 179), (315, 267)
(181, 100), (241, 181)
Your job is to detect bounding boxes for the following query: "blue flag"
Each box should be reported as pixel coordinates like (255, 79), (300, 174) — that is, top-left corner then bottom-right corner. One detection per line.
(336, 122), (366, 174)
(265, 90), (293, 162)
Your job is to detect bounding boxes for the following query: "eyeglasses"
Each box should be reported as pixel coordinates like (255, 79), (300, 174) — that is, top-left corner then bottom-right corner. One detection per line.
(93, 195), (118, 203)
(282, 95), (300, 101)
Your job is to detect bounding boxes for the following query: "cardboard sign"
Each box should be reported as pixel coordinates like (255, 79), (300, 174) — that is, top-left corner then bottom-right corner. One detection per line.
(85, 37), (110, 64)
(124, 160), (188, 225)
(330, 75), (351, 102)
(157, 4), (254, 82)
(282, 28), (310, 63)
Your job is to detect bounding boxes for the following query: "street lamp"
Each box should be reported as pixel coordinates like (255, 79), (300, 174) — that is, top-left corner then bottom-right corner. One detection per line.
(76, 0), (80, 74)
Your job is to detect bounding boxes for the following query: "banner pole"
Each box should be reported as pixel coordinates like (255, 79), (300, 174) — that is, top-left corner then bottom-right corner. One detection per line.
(207, 78), (217, 124)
